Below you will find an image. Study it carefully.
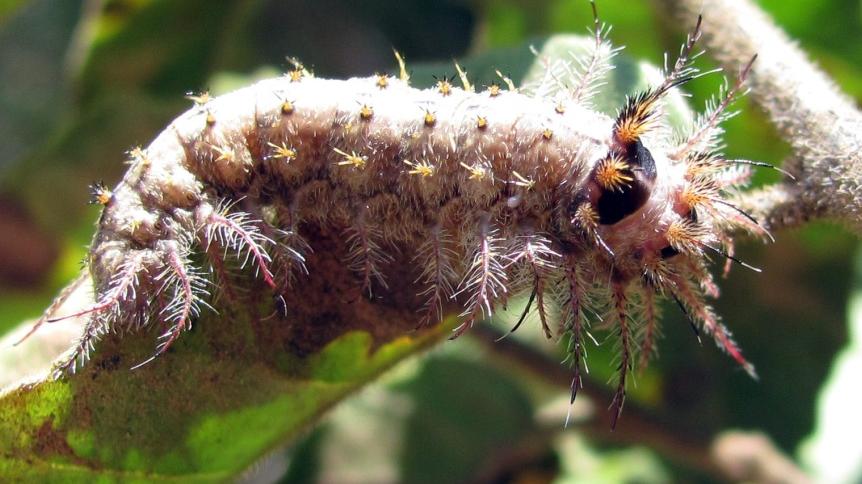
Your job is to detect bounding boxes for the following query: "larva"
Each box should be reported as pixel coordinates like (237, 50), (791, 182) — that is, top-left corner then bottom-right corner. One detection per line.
(27, 10), (775, 429)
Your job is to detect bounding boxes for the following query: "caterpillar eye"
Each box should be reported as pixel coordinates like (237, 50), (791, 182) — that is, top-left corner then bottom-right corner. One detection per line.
(593, 140), (658, 225)
(660, 245), (680, 259)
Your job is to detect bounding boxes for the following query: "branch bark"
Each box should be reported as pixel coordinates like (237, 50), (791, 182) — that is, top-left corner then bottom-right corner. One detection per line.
(658, 0), (862, 233)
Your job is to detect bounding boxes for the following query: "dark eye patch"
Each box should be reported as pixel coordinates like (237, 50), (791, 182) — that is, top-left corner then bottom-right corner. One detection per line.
(594, 140), (657, 225)
(596, 180), (650, 224)
(660, 245), (680, 259)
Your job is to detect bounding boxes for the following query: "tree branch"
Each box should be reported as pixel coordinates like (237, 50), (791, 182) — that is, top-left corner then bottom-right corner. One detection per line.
(658, 0), (862, 233)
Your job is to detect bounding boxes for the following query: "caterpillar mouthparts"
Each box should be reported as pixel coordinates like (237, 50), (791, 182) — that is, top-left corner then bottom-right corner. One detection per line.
(27, 10), (775, 429)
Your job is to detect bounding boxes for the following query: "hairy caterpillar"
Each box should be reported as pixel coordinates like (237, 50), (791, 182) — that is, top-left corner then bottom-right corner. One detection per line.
(23, 9), (778, 429)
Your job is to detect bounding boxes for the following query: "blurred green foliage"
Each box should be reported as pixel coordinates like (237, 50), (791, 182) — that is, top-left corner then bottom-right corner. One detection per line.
(1, 0), (860, 482)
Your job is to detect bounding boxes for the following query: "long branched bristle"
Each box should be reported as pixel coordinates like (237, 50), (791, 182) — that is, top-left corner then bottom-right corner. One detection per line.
(52, 314), (110, 377)
(203, 237), (239, 304)
(47, 254), (145, 323)
(270, 228), (310, 289)
(569, 0), (618, 106)
(613, 15), (705, 146)
(15, 270), (90, 346)
(204, 202), (277, 290)
(133, 244), (208, 369)
(452, 221), (507, 339)
(610, 283), (631, 430)
(669, 273), (757, 379)
(506, 233), (559, 338)
(636, 287), (661, 371)
(560, 254), (587, 405)
(673, 55), (756, 159)
(414, 227), (457, 326)
(344, 220), (392, 296)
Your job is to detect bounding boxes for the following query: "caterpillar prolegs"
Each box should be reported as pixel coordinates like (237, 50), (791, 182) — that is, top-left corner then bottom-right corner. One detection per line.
(29, 12), (775, 428)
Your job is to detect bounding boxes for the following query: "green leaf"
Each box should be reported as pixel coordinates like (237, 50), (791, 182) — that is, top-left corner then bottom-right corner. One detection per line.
(0, 300), (454, 480)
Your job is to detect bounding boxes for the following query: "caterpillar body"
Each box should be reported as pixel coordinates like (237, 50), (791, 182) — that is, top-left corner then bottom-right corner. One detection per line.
(29, 14), (770, 428)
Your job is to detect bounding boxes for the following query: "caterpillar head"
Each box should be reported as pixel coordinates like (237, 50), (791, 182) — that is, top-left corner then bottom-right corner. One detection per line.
(549, 52), (765, 429)
(561, 85), (689, 277)
(557, 17), (768, 287)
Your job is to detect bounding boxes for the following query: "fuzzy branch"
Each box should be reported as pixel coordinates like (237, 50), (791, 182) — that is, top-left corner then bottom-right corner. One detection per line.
(658, 0), (862, 233)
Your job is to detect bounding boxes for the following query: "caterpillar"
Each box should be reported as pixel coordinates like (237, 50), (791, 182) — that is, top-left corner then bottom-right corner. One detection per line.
(24, 8), (776, 429)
